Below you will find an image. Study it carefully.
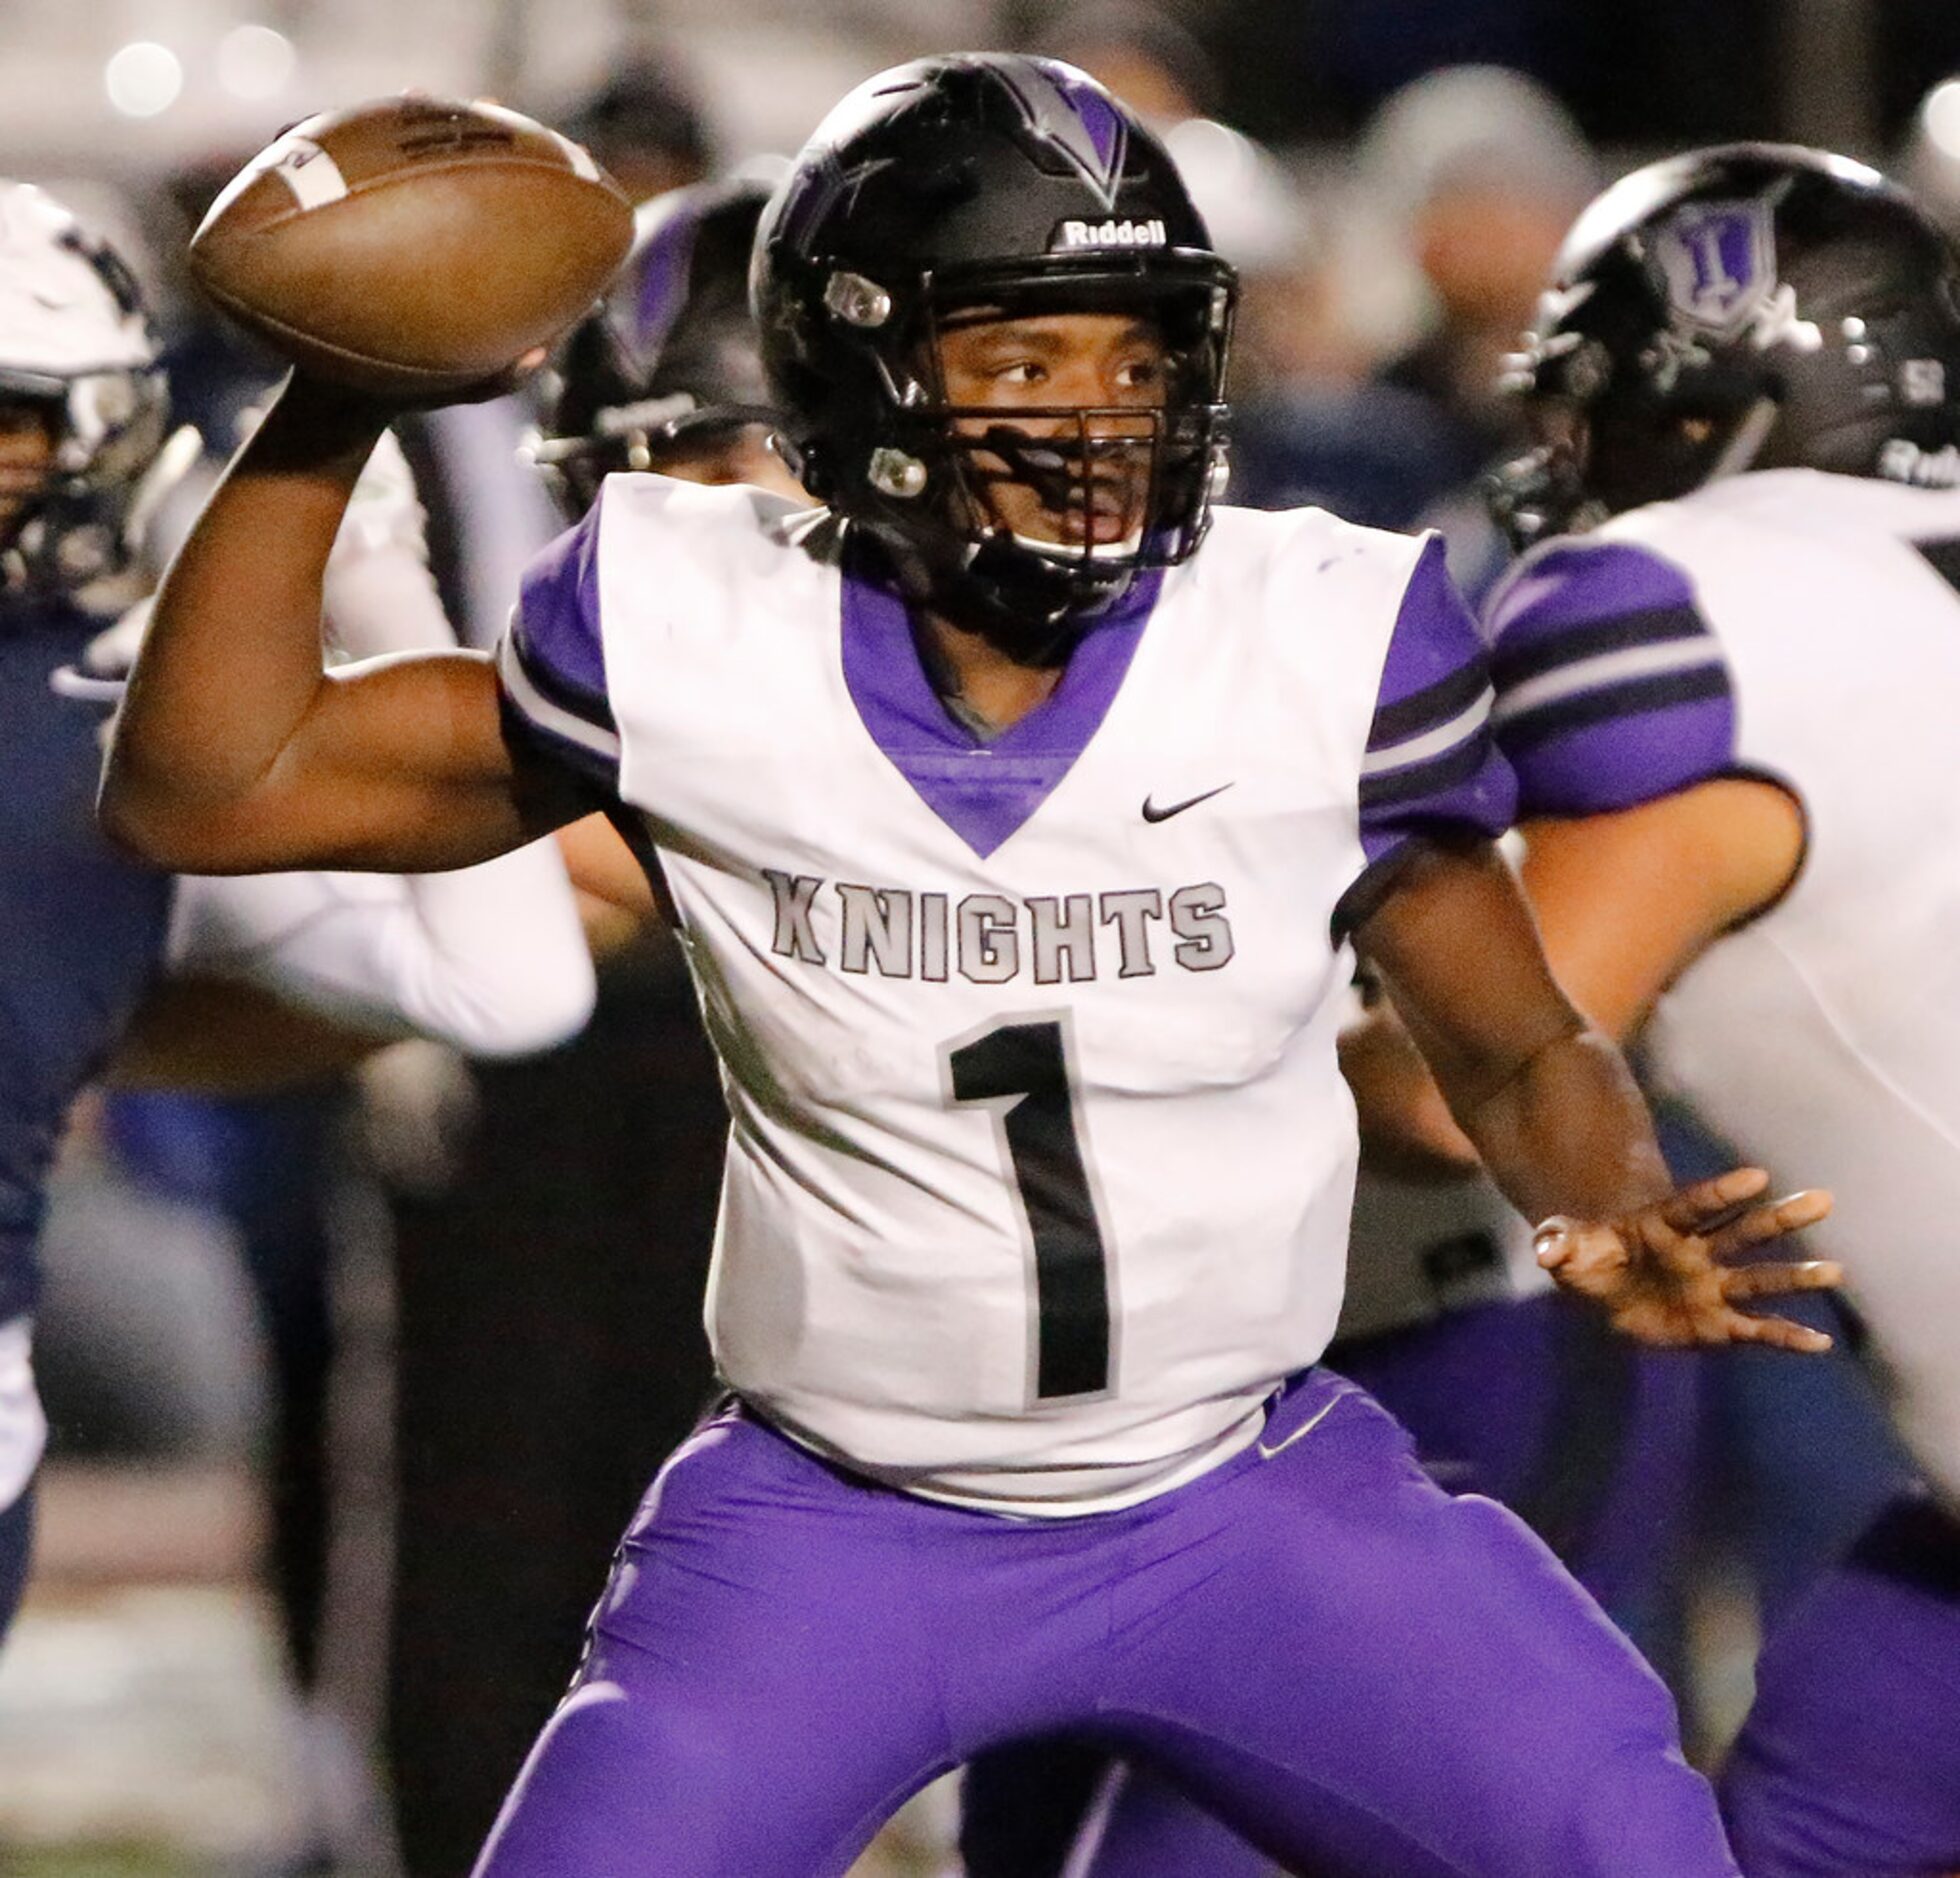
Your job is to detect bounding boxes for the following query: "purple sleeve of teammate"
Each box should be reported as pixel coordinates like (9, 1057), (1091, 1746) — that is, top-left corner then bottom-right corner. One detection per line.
(1336, 535), (1518, 936)
(493, 486), (622, 794)
(1483, 539), (1736, 818)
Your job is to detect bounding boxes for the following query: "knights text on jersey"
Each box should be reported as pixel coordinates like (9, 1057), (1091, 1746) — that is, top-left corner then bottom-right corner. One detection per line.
(1484, 468), (1960, 1500)
(498, 478), (1513, 1512)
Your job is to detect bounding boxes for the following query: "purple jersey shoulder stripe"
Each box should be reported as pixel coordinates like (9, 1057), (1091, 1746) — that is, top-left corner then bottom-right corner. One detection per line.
(1367, 535), (1490, 739)
(1502, 667), (1732, 752)
(1367, 658), (1491, 752)
(511, 489), (613, 732)
(1360, 735), (1499, 812)
(1498, 672), (1736, 817)
(494, 631), (621, 795)
(1485, 538), (1701, 654)
(1337, 535), (1518, 938)
(496, 687), (619, 794)
(1491, 602), (1712, 690)
(1482, 535), (1737, 817)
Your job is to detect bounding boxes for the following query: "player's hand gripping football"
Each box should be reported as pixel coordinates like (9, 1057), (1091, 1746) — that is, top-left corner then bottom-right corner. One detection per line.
(1533, 1167), (1839, 1351)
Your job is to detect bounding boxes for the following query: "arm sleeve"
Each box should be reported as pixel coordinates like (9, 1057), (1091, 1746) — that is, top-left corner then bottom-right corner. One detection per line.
(1482, 538), (1737, 817)
(165, 842), (597, 1061)
(1336, 535), (1519, 936)
(493, 489), (623, 795)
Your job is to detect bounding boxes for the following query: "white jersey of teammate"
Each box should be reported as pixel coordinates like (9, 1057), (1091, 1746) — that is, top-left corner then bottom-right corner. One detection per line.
(499, 477), (1512, 1512)
(1498, 467), (1960, 1505)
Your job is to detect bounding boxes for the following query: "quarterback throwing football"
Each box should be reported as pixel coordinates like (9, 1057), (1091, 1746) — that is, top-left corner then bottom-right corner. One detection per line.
(107, 56), (1838, 1878)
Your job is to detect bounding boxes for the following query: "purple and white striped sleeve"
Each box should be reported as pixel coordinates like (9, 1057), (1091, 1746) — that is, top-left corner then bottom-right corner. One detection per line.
(1483, 538), (1736, 817)
(1336, 535), (1519, 935)
(493, 488), (621, 794)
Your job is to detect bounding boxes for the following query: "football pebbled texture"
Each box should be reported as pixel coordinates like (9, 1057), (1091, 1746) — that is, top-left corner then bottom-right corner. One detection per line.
(190, 96), (635, 397)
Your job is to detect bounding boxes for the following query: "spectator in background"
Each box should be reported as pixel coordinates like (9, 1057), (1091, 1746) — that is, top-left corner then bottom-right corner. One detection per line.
(1351, 66), (1599, 595)
(1158, 114), (1471, 531)
(1365, 67), (1597, 457)
(1024, 0), (1220, 125)
(559, 58), (716, 206)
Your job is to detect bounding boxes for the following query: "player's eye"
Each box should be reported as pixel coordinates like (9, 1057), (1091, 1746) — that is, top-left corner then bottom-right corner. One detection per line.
(1115, 355), (1164, 391)
(996, 360), (1048, 386)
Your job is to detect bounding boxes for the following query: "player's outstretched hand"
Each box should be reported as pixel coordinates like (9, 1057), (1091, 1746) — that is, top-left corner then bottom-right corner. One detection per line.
(1533, 1167), (1839, 1352)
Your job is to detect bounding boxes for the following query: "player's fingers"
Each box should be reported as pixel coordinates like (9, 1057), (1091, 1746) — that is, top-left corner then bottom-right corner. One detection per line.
(1652, 1166), (1770, 1235)
(1708, 1189), (1833, 1259)
(1719, 1258), (1843, 1302)
(1720, 1309), (1834, 1355)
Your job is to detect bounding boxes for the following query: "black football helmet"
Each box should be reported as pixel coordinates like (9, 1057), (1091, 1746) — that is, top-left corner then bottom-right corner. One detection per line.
(752, 52), (1237, 652)
(527, 176), (782, 520)
(1490, 144), (1960, 548)
(0, 182), (179, 599)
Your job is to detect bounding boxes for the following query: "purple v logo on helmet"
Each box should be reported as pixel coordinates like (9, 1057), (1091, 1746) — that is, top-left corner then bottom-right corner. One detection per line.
(999, 58), (1130, 210)
(1654, 199), (1777, 335)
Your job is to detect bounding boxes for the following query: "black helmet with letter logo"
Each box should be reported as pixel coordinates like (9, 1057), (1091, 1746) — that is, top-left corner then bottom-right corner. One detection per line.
(753, 53), (1236, 652)
(1490, 143), (1960, 547)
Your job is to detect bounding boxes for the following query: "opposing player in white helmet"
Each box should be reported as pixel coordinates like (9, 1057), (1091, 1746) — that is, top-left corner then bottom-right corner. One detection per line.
(0, 182), (595, 1631)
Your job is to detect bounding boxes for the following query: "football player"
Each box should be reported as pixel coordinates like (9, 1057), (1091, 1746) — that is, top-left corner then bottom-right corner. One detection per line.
(0, 182), (595, 1630)
(1331, 145), (1960, 1878)
(105, 60), (1841, 1877)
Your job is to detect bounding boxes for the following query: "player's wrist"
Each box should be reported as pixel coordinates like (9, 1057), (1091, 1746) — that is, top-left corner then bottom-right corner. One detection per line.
(256, 370), (397, 465)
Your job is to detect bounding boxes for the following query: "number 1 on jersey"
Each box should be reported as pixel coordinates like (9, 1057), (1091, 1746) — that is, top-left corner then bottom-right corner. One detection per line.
(944, 1018), (1112, 1400)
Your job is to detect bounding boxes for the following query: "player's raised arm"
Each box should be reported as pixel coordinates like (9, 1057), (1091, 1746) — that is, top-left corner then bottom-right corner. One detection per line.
(101, 96), (633, 877)
(102, 373), (571, 876)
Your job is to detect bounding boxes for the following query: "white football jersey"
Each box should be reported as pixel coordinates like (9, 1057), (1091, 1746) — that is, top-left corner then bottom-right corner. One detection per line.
(499, 478), (1512, 1512)
(1495, 468), (1960, 1503)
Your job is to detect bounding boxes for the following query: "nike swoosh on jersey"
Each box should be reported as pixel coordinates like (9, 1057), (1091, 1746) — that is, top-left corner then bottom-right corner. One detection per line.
(1256, 1392), (1344, 1460)
(1141, 782), (1234, 823)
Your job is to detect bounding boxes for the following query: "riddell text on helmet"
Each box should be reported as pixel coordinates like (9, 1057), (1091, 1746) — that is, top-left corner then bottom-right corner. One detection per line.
(1051, 218), (1169, 252)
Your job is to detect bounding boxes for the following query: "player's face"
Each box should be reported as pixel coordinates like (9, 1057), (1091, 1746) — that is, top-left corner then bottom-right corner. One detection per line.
(0, 403), (54, 536)
(934, 311), (1169, 550)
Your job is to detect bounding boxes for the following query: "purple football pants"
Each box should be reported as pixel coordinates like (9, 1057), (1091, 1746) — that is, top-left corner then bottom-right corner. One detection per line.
(964, 1296), (1702, 1878)
(472, 1369), (1736, 1878)
(1720, 1494), (1960, 1877)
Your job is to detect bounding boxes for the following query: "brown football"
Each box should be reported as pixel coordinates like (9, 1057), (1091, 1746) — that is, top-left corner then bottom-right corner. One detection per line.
(189, 96), (635, 397)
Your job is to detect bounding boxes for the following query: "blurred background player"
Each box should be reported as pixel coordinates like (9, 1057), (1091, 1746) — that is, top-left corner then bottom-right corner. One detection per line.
(0, 177), (596, 1868)
(1350, 143), (1960, 1877)
(379, 171), (796, 1876)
